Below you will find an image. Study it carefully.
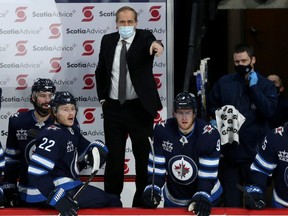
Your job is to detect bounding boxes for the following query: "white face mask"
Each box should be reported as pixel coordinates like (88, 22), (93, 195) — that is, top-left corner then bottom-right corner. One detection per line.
(118, 26), (135, 39)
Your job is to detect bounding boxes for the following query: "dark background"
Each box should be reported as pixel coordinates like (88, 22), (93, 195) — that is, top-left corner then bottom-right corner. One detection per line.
(174, 0), (288, 100)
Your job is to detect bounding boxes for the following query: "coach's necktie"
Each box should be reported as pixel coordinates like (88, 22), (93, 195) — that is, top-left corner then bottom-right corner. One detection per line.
(118, 40), (127, 105)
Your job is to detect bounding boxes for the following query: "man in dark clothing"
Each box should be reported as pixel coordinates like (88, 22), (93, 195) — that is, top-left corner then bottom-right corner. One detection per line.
(208, 44), (277, 207)
(95, 6), (163, 207)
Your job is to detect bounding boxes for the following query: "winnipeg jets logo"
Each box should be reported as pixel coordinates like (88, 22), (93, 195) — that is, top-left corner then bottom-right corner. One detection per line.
(168, 155), (198, 185)
(162, 140), (173, 152)
(47, 125), (60, 131)
(275, 126), (284, 136)
(203, 125), (214, 134)
(173, 157), (191, 179)
(16, 129), (28, 140)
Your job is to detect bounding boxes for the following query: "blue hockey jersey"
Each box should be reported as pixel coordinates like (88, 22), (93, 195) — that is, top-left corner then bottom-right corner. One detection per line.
(4, 110), (53, 201)
(250, 125), (288, 207)
(27, 123), (96, 203)
(147, 117), (222, 206)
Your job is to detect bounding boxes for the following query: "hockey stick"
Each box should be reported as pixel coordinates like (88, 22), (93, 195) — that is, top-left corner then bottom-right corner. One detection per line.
(57, 150), (100, 215)
(72, 169), (98, 201)
(148, 137), (158, 204)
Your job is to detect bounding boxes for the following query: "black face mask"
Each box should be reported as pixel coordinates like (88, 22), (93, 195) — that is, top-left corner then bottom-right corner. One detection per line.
(235, 64), (252, 76)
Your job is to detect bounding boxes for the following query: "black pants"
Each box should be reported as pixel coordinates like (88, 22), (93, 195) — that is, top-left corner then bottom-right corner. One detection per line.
(102, 98), (154, 207)
(218, 158), (252, 207)
(20, 185), (122, 208)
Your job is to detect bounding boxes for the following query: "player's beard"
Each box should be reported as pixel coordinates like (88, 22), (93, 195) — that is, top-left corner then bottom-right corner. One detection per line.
(34, 102), (50, 117)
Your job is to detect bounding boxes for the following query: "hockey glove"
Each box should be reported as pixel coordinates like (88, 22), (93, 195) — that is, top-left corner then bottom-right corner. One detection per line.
(142, 185), (161, 208)
(244, 185), (266, 210)
(248, 71), (258, 87)
(47, 187), (79, 216)
(2, 183), (20, 207)
(85, 140), (108, 173)
(188, 191), (212, 216)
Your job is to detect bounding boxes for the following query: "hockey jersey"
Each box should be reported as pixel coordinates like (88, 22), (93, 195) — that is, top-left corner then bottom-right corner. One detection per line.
(147, 117), (222, 206)
(27, 123), (96, 203)
(250, 125), (288, 207)
(4, 110), (54, 201)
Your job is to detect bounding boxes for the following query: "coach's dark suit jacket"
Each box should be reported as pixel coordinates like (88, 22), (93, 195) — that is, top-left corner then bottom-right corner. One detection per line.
(95, 29), (163, 117)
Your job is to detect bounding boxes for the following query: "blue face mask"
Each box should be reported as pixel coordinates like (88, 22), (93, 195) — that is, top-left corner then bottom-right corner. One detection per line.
(118, 26), (135, 39)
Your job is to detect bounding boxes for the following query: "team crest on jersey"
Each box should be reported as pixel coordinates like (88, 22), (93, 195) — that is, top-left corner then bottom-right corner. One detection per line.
(202, 125), (214, 134)
(47, 125), (60, 131)
(274, 126), (284, 136)
(168, 155), (198, 185)
(67, 140), (74, 152)
(16, 129), (28, 140)
(162, 140), (173, 152)
(25, 139), (37, 163)
(278, 150), (288, 162)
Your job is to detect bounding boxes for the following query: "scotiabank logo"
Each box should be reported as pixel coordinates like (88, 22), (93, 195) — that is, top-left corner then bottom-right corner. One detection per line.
(49, 23), (61, 39)
(154, 110), (163, 124)
(83, 108), (96, 124)
(16, 74), (28, 90)
(15, 7), (27, 22)
(83, 74), (95, 90)
(82, 6), (94, 22)
(153, 73), (162, 89)
(149, 6), (161, 21)
(15, 40), (28, 56)
(82, 40), (95, 56)
(50, 57), (62, 73)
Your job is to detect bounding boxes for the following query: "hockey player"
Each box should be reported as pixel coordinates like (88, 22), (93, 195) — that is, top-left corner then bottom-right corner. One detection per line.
(28, 91), (122, 215)
(142, 92), (222, 216)
(3, 78), (56, 207)
(245, 124), (288, 209)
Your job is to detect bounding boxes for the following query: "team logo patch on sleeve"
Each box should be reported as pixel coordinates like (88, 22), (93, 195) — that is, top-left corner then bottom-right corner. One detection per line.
(274, 126), (284, 136)
(202, 125), (214, 134)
